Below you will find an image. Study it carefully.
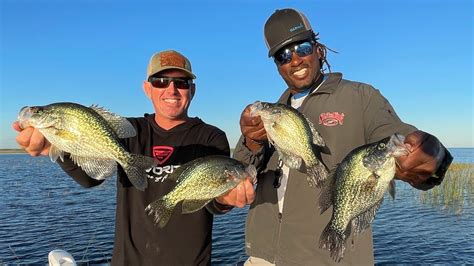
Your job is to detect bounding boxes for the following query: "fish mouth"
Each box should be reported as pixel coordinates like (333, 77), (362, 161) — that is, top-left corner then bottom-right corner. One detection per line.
(249, 101), (263, 117)
(388, 134), (409, 157)
(17, 106), (32, 129)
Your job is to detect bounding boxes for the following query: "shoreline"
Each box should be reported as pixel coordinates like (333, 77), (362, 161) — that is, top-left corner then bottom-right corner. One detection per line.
(0, 149), (26, 154)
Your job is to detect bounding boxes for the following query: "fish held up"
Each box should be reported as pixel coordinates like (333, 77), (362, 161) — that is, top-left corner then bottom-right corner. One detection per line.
(318, 134), (408, 262)
(249, 101), (327, 188)
(145, 155), (257, 228)
(17, 102), (157, 191)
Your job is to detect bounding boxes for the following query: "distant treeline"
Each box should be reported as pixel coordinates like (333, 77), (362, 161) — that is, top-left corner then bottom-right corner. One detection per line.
(1, 149), (235, 155)
(0, 149), (26, 154)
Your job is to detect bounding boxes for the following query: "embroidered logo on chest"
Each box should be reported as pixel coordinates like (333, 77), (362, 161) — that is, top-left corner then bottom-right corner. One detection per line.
(153, 146), (174, 165)
(319, 112), (345, 127)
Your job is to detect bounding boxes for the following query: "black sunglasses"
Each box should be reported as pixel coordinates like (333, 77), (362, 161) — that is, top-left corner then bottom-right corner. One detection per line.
(148, 77), (193, 90)
(274, 41), (315, 66)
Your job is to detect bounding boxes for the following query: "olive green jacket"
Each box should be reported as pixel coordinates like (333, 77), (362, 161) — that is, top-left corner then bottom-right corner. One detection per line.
(234, 73), (416, 265)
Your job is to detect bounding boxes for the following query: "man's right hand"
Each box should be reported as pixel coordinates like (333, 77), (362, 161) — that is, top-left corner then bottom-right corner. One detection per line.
(12, 121), (50, 156)
(240, 104), (267, 152)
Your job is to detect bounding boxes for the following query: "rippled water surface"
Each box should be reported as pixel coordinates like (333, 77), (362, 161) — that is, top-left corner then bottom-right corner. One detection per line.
(0, 148), (472, 264)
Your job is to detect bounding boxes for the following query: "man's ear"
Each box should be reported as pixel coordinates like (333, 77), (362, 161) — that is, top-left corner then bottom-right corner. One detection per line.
(316, 45), (325, 69)
(143, 81), (152, 99)
(316, 45), (324, 59)
(190, 83), (196, 99)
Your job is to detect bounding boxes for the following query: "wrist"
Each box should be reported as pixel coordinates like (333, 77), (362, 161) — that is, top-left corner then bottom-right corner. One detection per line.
(243, 136), (264, 153)
(245, 136), (264, 145)
(213, 199), (233, 212)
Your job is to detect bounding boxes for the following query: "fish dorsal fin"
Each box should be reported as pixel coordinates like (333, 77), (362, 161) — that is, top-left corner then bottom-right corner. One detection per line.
(304, 114), (325, 147)
(388, 179), (396, 199)
(168, 162), (196, 183)
(70, 154), (117, 180)
(318, 168), (337, 214)
(181, 199), (212, 214)
(90, 105), (136, 139)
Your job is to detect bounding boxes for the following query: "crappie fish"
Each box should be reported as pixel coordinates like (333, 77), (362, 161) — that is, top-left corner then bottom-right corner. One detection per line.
(146, 155), (257, 228)
(250, 101), (327, 187)
(17, 102), (156, 191)
(318, 134), (409, 262)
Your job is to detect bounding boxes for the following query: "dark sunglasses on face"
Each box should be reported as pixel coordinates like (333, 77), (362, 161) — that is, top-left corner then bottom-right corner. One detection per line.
(274, 41), (315, 66)
(148, 77), (193, 90)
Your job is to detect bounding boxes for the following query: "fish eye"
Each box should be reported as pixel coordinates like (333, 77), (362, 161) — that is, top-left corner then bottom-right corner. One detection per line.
(378, 143), (386, 150)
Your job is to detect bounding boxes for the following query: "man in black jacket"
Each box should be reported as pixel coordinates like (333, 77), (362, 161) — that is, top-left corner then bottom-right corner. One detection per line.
(13, 50), (255, 265)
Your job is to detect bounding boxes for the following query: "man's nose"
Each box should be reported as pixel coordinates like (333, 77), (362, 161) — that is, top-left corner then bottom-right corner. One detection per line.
(289, 51), (303, 66)
(164, 81), (179, 94)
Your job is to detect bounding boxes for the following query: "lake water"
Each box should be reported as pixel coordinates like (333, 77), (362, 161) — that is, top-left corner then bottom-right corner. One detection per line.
(0, 148), (473, 265)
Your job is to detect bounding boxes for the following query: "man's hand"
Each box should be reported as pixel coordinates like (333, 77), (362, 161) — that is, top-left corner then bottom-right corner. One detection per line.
(216, 177), (256, 208)
(240, 104), (267, 152)
(12, 121), (50, 156)
(395, 130), (446, 188)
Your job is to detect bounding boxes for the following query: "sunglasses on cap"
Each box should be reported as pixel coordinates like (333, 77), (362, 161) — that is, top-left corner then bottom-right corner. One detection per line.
(274, 41), (315, 66)
(148, 77), (193, 90)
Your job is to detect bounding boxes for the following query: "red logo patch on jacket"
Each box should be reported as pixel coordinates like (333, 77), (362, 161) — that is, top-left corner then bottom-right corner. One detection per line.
(153, 146), (174, 165)
(319, 112), (345, 127)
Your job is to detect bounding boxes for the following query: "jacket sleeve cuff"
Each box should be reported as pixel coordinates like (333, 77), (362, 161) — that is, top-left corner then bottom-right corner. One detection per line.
(205, 199), (234, 215)
(412, 147), (453, 191)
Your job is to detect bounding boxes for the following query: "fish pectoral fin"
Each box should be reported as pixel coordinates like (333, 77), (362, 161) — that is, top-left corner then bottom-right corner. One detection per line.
(362, 173), (379, 192)
(90, 105), (136, 138)
(48, 145), (65, 162)
(182, 199), (212, 214)
(70, 155), (117, 180)
(388, 179), (396, 199)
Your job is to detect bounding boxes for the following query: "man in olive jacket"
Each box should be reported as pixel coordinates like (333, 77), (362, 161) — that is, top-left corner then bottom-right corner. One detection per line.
(234, 8), (453, 266)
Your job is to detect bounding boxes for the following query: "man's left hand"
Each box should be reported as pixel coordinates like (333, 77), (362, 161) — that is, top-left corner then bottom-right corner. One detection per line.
(395, 130), (446, 188)
(216, 178), (255, 208)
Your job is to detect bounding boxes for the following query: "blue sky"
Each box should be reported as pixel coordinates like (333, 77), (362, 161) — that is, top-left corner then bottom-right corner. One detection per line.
(1, 0), (472, 149)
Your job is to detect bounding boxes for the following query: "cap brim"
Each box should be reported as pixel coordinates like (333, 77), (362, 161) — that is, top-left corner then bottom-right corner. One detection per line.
(149, 66), (196, 79)
(268, 30), (313, 57)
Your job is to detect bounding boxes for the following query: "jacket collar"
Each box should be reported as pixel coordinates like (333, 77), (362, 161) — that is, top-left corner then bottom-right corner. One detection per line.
(278, 72), (343, 104)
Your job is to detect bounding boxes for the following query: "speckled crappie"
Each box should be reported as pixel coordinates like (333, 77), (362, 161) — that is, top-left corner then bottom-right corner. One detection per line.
(146, 155), (256, 228)
(249, 101), (327, 187)
(318, 134), (408, 262)
(17, 102), (156, 191)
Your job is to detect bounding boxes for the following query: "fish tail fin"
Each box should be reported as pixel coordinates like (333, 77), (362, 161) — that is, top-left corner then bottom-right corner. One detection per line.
(307, 161), (328, 188)
(122, 153), (158, 191)
(319, 224), (346, 263)
(145, 197), (175, 228)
